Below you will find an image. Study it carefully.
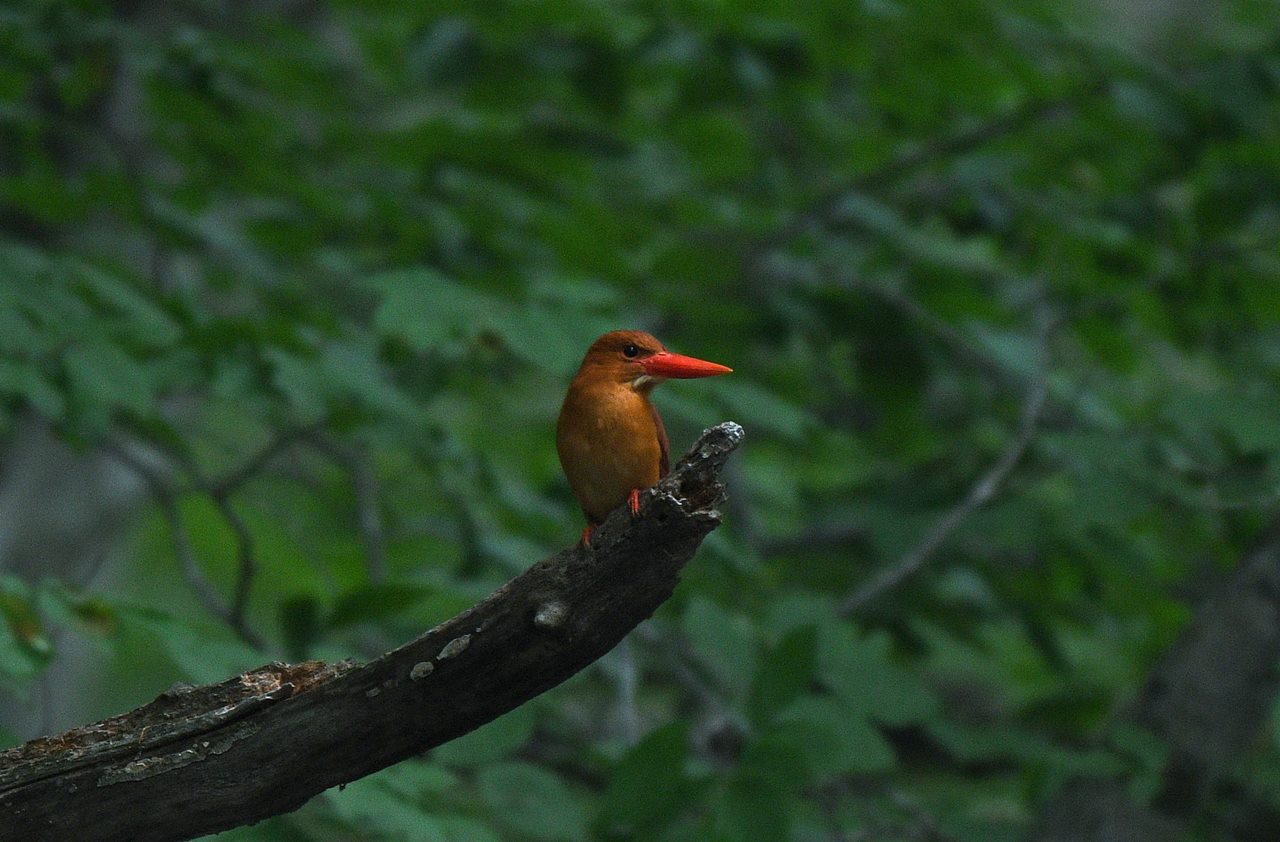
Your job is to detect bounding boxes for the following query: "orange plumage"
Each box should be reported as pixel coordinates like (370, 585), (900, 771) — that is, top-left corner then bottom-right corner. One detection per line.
(556, 330), (731, 545)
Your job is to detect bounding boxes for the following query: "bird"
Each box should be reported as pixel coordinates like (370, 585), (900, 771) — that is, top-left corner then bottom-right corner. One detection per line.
(557, 330), (731, 547)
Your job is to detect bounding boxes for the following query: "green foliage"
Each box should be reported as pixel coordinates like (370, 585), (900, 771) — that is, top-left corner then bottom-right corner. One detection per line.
(2, 0), (1279, 839)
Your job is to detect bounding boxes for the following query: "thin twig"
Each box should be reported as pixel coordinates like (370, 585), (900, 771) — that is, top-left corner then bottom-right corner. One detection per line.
(204, 425), (324, 630)
(210, 424), (318, 498)
(105, 443), (263, 648)
(306, 434), (387, 584)
(839, 312), (1052, 616)
(347, 448), (387, 584)
(863, 282), (1026, 389)
(210, 491), (256, 636)
(613, 636), (641, 747)
(635, 623), (726, 715)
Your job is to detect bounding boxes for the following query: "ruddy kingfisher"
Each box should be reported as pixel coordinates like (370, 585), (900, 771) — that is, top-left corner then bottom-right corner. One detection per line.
(557, 330), (732, 546)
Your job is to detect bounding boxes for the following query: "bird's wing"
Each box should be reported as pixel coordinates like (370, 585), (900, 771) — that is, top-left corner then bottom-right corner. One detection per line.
(650, 400), (671, 478)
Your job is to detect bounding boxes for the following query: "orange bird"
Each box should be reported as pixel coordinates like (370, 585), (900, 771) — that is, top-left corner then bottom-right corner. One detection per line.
(557, 330), (731, 546)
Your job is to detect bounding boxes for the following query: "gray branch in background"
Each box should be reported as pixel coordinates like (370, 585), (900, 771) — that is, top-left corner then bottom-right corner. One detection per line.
(306, 434), (388, 584)
(104, 442), (264, 649)
(105, 426), (320, 650)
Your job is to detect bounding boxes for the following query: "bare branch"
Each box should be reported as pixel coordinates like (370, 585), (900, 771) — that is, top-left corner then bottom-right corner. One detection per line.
(0, 423), (744, 842)
(105, 443), (265, 650)
(861, 282), (1028, 389)
(210, 491), (257, 636)
(208, 424), (318, 498)
(126, 425), (318, 645)
(306, 434), (387, 583)
(612, 637), (641, 746)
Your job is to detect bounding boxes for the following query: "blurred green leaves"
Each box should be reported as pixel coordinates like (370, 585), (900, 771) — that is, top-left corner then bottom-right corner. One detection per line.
(477, 762), (589, 841)
(2, 0), (1279, 840)
(599, 723), (693, 836)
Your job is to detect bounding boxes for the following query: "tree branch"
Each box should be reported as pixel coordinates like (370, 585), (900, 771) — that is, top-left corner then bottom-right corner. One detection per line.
(306, 434), (388, 583)
(105, 443), (265, 649)
(210, 491), (257, 638)
(106, 425), (319, 649)
(0, 422), (745, 842)
(208, 424), (319, 499)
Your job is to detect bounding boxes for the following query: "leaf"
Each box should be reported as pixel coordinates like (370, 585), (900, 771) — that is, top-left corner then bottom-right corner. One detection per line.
(968, 322), (1043, 381)
(1109, 724), (1168, 802)
(436, 816), (502, 842)
(0, 586), (52, 659)
(818, 623), (938, 726)
(599, 722), (690, 835)
(0, 360), (65, 418)
(760, 591), (836, 640)
(325, 772), (449, 842)
(63, 339), (155, 418)
(327, 582), (438, 630)
(476, 761), (588, 841)
(34, 584), (117, 638)
(683, 596), (757, 702)
(318, 337), (424, 422)
(370, 269), (510, 354)
(748, 625), (817, 727)
(68, 598), (119, 637)
(927, 719), (1124, 779)
(712, 773), (791, 842)
(68, 260), (182, 347)
(703, 379), (814, 440)
(265, 348), (326, 417)
(123, 608), (263, 685)
(0, 580), (49, 687)
(279, 595), (322, 660)
(771, 696), (896, 776)
(1219, 393), (1280, 454)
(375, 759), (459, 799)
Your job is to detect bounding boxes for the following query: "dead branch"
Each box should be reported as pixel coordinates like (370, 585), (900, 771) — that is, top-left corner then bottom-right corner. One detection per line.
(0, 423), (744, 842)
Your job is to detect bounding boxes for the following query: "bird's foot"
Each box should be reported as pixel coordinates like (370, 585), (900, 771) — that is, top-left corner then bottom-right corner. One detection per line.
(579, 492), (641, 550)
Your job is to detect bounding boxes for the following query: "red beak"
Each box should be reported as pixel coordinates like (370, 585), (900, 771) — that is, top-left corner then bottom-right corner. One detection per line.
(640, 351), (732, 379)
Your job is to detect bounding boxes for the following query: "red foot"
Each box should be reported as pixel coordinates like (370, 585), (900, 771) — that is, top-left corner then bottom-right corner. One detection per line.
(628, 488), (641, 517)
(580, 524), (594, 548)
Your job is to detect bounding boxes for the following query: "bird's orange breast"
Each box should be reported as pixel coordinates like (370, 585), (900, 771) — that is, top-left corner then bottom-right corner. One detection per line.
(556, 383), (663, 524)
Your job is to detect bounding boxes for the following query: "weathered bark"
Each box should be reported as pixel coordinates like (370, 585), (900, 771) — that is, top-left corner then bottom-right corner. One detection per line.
(0, 422), (745, 842)
(1029, 514), (1280, 842)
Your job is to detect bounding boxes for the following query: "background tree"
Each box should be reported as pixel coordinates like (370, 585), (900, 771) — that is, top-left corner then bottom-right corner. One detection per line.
(1, 0), (1279, 840)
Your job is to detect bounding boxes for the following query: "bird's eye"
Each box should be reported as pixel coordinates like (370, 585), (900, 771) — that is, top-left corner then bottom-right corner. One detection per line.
(622, 344), (639, 359)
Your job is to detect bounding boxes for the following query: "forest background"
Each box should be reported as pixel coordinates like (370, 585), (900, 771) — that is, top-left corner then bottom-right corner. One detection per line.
(2, 1), (1279, 840)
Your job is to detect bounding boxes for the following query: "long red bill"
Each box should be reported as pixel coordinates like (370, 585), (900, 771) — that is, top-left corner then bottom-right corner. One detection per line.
(641, 350), (732, 379)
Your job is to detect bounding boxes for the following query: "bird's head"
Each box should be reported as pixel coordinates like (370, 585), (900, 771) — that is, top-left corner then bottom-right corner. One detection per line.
(578, 330), (732, 392)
